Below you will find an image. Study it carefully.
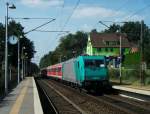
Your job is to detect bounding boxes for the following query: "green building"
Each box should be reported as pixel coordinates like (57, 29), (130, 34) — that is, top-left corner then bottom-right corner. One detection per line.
(86, 32), (137, 67)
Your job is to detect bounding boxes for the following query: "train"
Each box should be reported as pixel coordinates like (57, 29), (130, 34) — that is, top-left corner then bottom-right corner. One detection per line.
(41, 55), (111, 91)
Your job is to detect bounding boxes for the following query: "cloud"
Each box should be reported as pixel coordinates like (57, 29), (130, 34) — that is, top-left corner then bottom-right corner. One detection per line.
(21, 0), (63, 8)
(72, 6), (123, 19)
(125, 15), (145, 21)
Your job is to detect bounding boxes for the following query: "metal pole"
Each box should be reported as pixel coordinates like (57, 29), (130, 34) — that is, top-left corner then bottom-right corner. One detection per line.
(5, 2), (9, 94)
(119, 29), (122, 84)
(22, 56), (23, 80)
(9, 64), (11, 81)
(24, 59), (25, 78)
(21, 48), (23, 80)
(140, 20), (143, 85)
(23, 59), (25, 79)
(18, 38), (20, 84)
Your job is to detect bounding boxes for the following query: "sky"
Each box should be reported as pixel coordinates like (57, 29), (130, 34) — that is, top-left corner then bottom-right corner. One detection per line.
(0, 0), (150, 65)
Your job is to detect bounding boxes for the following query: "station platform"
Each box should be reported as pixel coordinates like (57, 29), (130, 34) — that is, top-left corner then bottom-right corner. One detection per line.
(113, 85), (150, 96)
(0, 77), (43, 114)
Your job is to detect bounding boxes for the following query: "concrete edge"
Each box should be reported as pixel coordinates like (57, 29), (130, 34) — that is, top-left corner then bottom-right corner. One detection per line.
(32, 77), (43, 114)
(113, 86), (150, 96)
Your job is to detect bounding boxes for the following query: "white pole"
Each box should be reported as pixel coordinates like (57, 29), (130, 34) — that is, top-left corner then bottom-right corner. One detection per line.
(22, 54), (23, 80)
(120, 30), (122, 84)
(5, 2), (9, 94)
(21, 48), (24, 80)
(18, 38), (20, 84)
(140, 20), (143, 85)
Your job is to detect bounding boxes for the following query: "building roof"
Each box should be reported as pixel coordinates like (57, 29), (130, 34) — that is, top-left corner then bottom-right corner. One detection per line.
(90, 33), (132, 48)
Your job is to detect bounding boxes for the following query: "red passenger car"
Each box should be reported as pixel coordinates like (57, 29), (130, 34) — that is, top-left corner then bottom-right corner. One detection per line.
(46, 63), (62, 79)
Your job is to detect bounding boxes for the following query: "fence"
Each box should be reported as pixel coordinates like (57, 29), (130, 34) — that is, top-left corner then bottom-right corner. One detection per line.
(109, 66), (150, 86)
(0, 66), (18, 99)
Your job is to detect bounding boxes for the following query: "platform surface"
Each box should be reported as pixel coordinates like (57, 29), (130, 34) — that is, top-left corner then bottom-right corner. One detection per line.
(113, 85), (150, 96)
(0, 77), (43, 114)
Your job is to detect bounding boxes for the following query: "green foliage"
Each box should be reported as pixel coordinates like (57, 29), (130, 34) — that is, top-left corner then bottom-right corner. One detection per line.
(29, 62), (39, 76)
(145, 77), (150, 85)
(6, 21), (35, 66)
(39, 31), (88, 68)
(123, 52), (140, 68)
(104, 24), (120, 33)
(103, 21), (150, 65)
(109, 68), (140, 84)
(0, 20), (36, 78)
(144, 43), (150, 66)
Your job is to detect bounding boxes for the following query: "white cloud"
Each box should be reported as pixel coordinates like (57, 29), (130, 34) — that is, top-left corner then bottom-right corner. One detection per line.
(72, 6), (123, 19)
(125, 15), (145, 21)
(21, 0), (63, 8)
(80, 24), (92, 32)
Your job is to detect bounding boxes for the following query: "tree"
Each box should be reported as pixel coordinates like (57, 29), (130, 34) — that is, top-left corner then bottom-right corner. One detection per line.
(7, 21), (36, 67)
(102, 21), (150, 65)
(39, 31), (88, 68)
(0, 23), (5, 65)
(0, 20), (36, 68)
(104, 24), (120, 33)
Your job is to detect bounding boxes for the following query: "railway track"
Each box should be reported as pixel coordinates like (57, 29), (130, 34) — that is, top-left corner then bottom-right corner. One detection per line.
(36, 78), (84, 114)
(36, 78), (150, 114)
(35, 79), (59, 114)
(40, 78), (130, 114)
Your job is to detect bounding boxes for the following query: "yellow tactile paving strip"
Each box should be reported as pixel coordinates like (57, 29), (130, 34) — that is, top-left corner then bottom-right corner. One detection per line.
(9, 79), (29, 114)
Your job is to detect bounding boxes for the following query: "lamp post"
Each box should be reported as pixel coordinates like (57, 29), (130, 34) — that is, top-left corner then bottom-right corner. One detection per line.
(17, 37), (20, 84)
(5, 2), (16, 94)
(140, 20), (144, 85)
(119, 28), (122, 84)
(21, 47), (26, 80)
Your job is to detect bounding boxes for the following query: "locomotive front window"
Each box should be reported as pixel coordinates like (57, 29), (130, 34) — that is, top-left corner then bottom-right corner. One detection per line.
(84, 60), (105, 68)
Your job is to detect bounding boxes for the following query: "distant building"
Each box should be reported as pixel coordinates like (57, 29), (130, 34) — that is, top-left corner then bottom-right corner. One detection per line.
(86, 32), (138, 67)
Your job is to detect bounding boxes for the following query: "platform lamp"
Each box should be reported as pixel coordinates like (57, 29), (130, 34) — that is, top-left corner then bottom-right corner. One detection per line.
(5, 2), (16, 94)
(21, 46), (26, 80)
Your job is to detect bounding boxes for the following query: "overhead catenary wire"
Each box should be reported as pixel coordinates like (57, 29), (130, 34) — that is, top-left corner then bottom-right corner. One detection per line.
(25, 19), (56, 34)
(9, 17), (55, 20)
(92, 0), (130, 31)
(34, 30), (69, 33)
(124, 3), (150, 21)
(49, 0), (81, 49)
(60, 0), (80, 31)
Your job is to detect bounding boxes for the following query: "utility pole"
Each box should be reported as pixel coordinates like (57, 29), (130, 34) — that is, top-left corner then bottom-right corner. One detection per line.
(140, 20), (144, 86)
(119, 28), (122, 84)
(5, 2), (16, 94)
(5, 3), (9, 94)
(17, 37), (20, 84)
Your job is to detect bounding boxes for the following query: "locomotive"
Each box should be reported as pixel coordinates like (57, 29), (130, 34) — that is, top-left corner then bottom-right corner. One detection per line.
(41, 55), (110, 91)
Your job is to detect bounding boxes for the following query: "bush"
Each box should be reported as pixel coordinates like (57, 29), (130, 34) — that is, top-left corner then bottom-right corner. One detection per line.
(145, 77), (150, 85)
(109, 68), (140, 84)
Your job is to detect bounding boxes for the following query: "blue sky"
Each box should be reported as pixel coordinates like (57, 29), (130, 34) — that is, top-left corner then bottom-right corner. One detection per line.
(0, 0), (150, 64)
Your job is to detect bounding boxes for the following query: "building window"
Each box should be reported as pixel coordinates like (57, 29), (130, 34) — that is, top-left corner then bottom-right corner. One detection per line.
(117, 41), (120, 45)
(106, 41), (109, 46)
(97, 48), (101, 51)
(110, 48), (113, 52)
(105, 48), (108, 52)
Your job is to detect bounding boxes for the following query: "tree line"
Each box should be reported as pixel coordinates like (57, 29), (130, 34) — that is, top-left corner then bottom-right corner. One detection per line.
(39, 21), (150, 68)
(0, 20), (38, 77)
